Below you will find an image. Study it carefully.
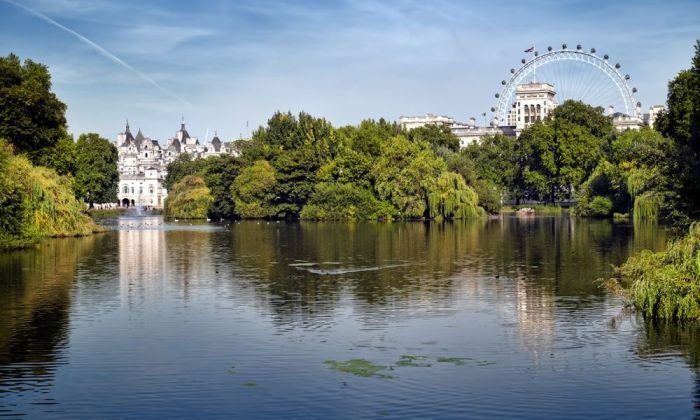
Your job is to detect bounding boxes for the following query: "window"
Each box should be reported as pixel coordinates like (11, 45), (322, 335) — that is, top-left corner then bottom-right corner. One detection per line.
(123, 186), (128, 194)
(145, 153), (148, 158)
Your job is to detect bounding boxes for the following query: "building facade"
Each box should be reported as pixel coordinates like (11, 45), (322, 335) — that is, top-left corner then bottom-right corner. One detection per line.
(116, 120), (235, 208)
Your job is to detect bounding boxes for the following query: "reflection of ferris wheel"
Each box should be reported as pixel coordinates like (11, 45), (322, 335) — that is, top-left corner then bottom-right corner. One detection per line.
(491, 44), (639, 126)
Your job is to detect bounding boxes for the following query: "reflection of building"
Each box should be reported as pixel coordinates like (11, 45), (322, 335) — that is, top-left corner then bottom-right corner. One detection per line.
(116, 119), (236, 208)
(118, 220), (167, 301)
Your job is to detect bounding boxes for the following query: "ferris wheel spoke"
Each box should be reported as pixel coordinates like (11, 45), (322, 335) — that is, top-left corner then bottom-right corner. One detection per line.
(494, 48), (637, 123)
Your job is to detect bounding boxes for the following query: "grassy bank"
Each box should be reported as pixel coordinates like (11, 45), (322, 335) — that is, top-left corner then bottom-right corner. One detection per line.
(0, 143), (103, 250)
(87, 208), (127, 218)
(609, 223), (700, 320)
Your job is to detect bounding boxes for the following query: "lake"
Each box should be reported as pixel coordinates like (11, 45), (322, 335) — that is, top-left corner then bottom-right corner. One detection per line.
(1, 214), (698, 419)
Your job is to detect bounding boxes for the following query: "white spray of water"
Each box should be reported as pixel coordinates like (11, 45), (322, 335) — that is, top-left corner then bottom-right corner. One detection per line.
(2, 0), (189, 104)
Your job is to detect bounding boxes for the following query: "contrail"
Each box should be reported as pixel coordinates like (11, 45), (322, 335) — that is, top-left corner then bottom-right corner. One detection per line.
(3, 0), (189, 104)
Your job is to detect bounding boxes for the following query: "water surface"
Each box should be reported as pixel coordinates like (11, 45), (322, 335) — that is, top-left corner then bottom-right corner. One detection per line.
(1, 214), (697, 419)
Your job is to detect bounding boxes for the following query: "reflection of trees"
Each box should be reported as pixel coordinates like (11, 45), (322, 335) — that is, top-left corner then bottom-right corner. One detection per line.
(223, 217), (665, 339)
(635, 320), (700, 417)
(0, 234), (105, 398)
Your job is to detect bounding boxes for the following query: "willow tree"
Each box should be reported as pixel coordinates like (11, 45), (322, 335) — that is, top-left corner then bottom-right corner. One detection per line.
(427, 172), (484, 219)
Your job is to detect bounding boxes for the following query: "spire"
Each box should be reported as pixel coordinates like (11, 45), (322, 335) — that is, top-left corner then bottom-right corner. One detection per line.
(181, 115), (185, 130)
(125, 118), (131, 133)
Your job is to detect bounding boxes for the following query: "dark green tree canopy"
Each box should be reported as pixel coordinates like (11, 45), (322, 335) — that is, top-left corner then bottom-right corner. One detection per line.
(656, 40), (700, 155)
(0, 53), (67, 162)
(74, 133), (118, 206)
(407, 123), (461, 153)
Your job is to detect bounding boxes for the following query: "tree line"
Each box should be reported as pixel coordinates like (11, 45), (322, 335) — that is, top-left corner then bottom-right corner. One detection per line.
(0, 53), (116, 248)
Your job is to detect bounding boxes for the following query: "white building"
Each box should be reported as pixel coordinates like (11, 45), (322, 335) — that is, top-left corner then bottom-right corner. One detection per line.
(643, 105), (665, 129)
(399, 114), (455, 130)
(507, 82), (557, 132)
(116, 119), (237, 208)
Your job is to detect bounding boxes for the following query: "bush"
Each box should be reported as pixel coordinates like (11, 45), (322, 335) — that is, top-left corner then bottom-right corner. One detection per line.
(164, 175), (214, 219)
(589, 196), (614, 217)
(614, 223), (700, 320)
(300, 182), (398, 221)
(0, 140), (100, 249)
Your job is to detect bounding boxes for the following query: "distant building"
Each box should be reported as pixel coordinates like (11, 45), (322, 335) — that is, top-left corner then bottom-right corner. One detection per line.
(116, 119), (238, 208)
(507, 82), (557, 133)
(643, 105), (665, 129)
(398, 114), (455, 130)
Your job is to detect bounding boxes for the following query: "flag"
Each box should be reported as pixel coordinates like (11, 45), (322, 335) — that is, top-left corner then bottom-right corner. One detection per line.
(524, 46), (534, 53)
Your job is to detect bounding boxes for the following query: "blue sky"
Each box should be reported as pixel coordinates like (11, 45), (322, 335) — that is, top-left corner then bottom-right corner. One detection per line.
(1, 0), (698, 143)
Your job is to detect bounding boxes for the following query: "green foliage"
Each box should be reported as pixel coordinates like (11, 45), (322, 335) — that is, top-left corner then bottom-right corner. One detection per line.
(372, 135), (446, 218)
(300, 182), (396, 221)
(164, 175), (213, 219)
(35, 135), (77, 176)
(73, 133), (118, 206)
(0, 53), (67, 164)
(231, 160), (277, 218)
(616, 223), (700, 320)
(164, 153), (207, 191)
(634, 192), (663, 223)
(427, 172), (485, 219)
(0, 140), (99, 249)
(407, 124), (460, 152)
(654, 40), (700, 224)
(588, 196), (614, 217)
(548, 99), (613, 139)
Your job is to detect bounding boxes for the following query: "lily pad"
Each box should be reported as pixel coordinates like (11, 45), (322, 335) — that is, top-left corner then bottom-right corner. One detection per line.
(436, 357), (470, 366)
(324, 359), (391, 378)
(396, 355), (431, 367)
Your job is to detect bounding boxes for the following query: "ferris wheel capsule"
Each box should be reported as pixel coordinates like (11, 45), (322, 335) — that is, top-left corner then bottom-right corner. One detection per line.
(576, 44), (582, 50)
(534, 51), (538, 56)
(604, 54), (609, 60)
(510, 68), (515, 74)
(615, 63), (621, 69)
(521, 58), (526, 64)
(562, 43), (567, 49)
(495, 93), (500, 98)
(590, 48), (596, 54)
(548, 46), (552, 51)
(625, 74), (630, 80)
(490, 107), (496, 112)
(502, 80), (506, 85)
(632, 87), (638, 93)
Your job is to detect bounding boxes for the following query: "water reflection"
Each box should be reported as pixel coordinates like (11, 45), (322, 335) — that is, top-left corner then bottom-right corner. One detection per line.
(0, 234), (110, 404)
(2, 215), (695, 419)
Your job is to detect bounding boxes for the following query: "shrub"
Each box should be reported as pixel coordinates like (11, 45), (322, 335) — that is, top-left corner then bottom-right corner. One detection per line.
(589, 196), (614, 217)
(615, 223), (700, 320)
(165, 175), (213, 219)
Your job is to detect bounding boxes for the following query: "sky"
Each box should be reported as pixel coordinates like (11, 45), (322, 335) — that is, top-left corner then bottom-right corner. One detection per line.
(0, 0), (698, 144)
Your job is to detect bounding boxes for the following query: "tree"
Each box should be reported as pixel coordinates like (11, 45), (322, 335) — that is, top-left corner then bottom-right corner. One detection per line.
(35, 134), (77, 176)
(655, 40), (700, 155)
(231, 160), (277, 218)
(165, 175), (213, 219)
(73, 133), (118, 207)
(164, 153), (208, 190)
(548, 99), (613, 139)
(202, 155), (244, 220)
(0, 53), (67, 163)
(408, 124), (460, 153)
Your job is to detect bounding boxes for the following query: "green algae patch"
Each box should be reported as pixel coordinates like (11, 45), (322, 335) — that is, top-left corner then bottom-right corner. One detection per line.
(324, 359), (391, 378)
(436, 357), (470, 366)
(241, 382), (258, 387)
(396, 355), (431, 367)
(477, 360), (497, 367)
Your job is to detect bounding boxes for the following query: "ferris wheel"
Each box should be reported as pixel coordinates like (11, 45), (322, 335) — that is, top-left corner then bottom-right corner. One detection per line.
(491, 44), (639, 126)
